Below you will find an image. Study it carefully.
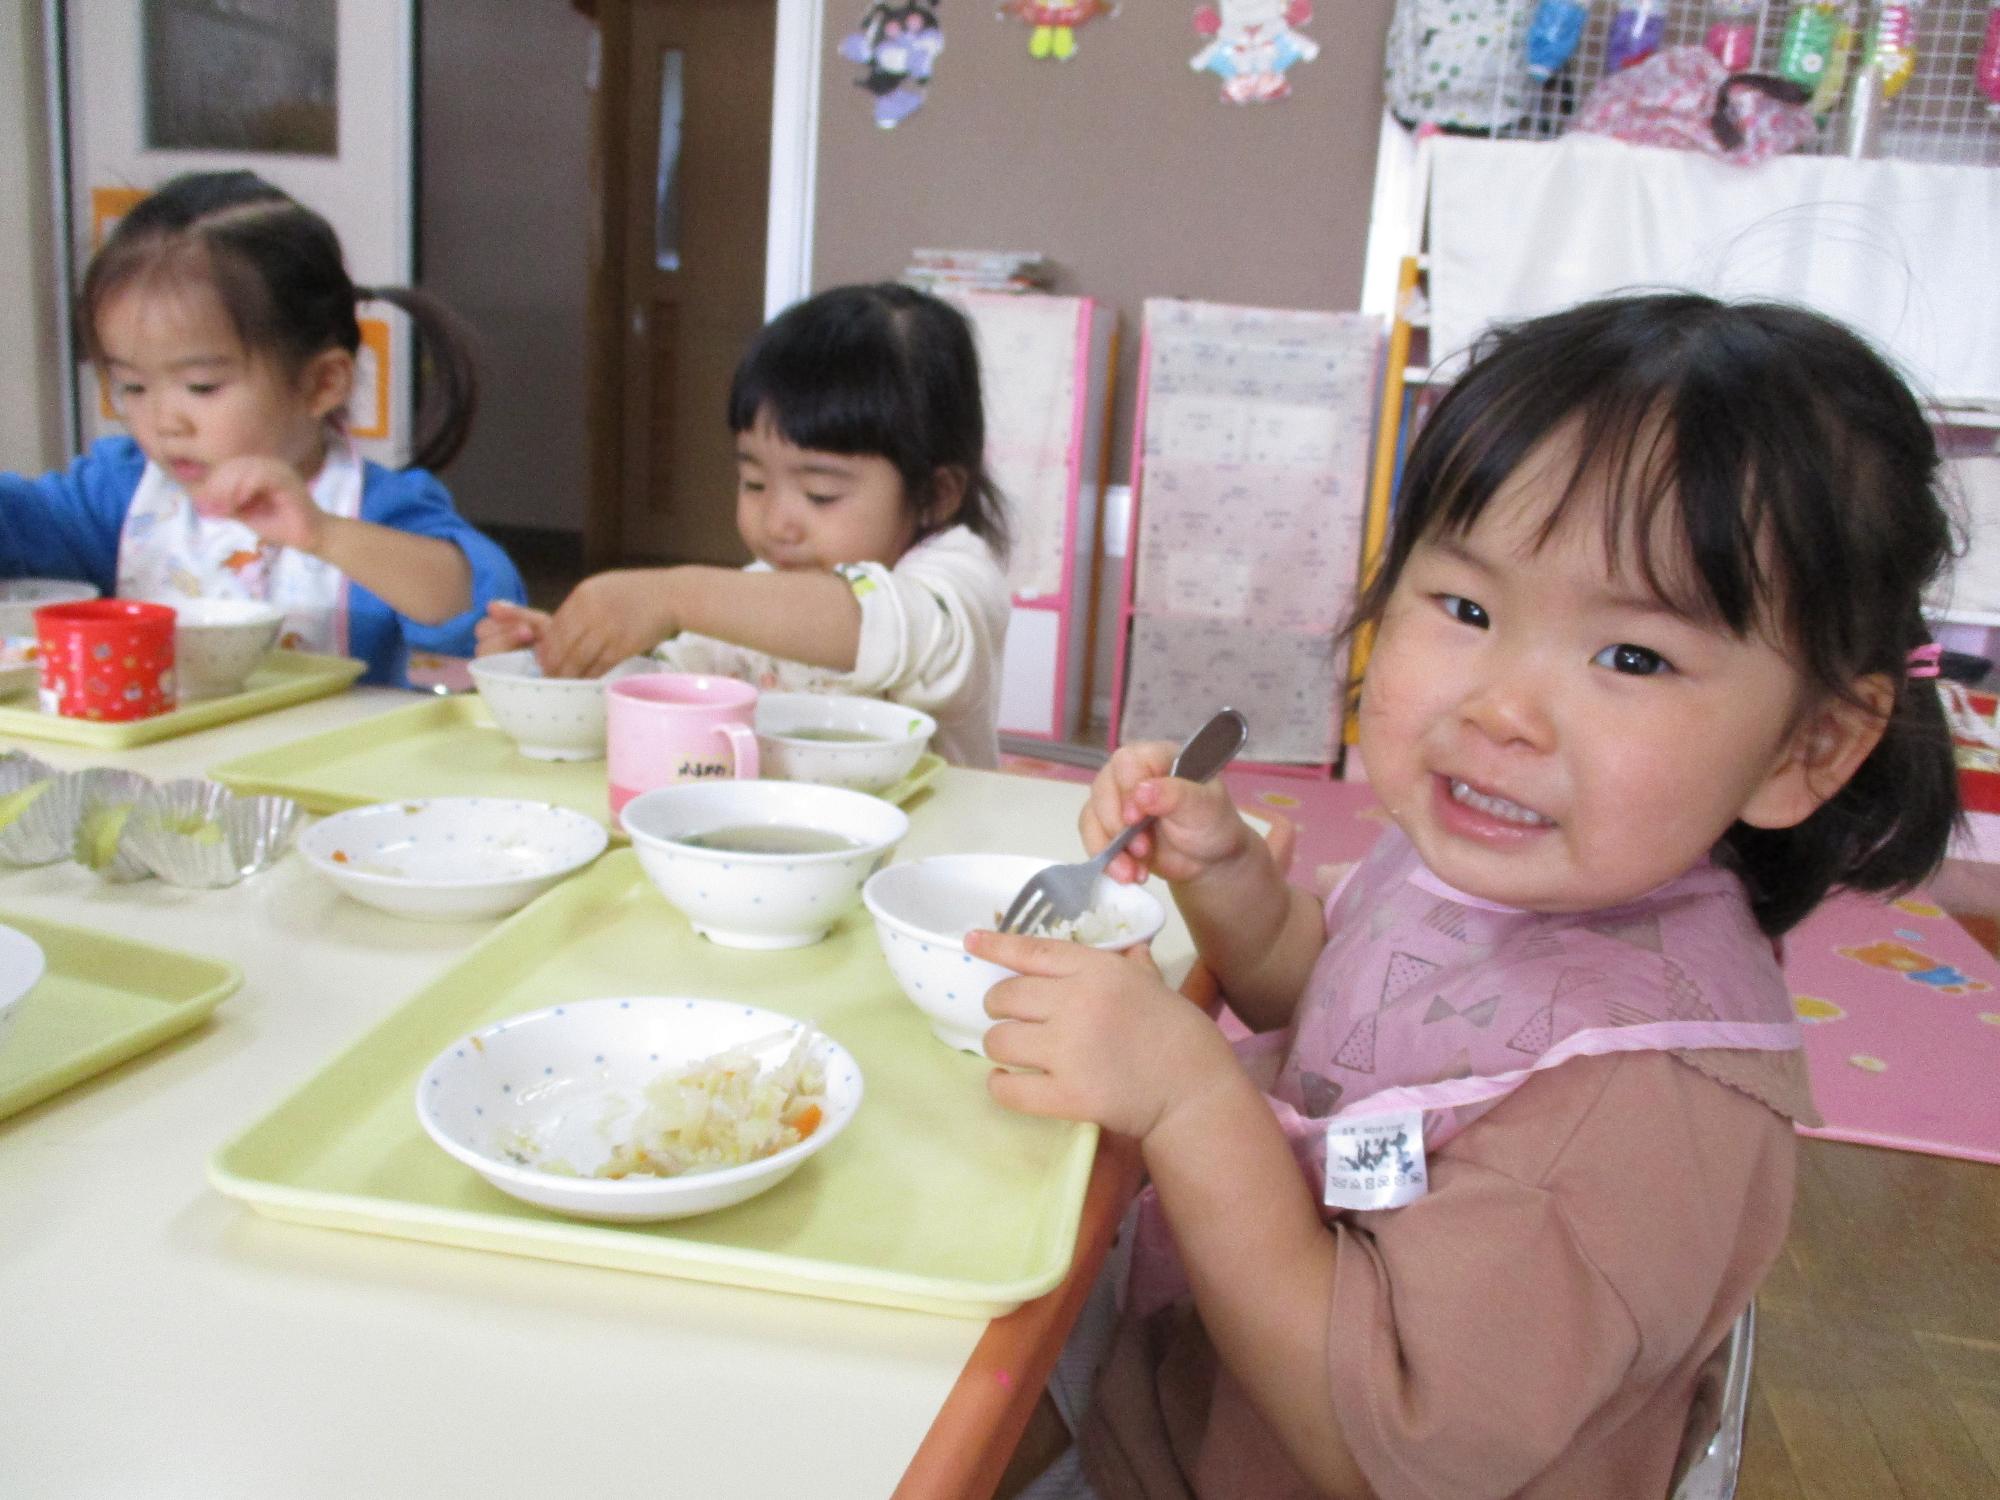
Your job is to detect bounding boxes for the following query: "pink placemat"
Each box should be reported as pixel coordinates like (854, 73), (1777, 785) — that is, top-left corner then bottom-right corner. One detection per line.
(999, 756), (2000, 1164)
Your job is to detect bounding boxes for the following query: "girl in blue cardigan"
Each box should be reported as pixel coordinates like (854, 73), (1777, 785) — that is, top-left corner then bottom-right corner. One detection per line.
(0, 171), (524, 687)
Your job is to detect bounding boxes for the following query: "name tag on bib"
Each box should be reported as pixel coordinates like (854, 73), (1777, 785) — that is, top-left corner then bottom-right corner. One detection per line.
(1323, 1108), (1429, 1211)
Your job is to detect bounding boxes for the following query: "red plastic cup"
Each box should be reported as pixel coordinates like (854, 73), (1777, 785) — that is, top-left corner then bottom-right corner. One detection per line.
(35, 599), (178, 721)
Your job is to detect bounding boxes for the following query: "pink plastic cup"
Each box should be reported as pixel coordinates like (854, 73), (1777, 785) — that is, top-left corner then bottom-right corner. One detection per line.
(606, 673), (761, 818)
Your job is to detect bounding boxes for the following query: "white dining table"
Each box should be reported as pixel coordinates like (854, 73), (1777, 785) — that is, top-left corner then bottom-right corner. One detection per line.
(0, 687), (1193, 1500)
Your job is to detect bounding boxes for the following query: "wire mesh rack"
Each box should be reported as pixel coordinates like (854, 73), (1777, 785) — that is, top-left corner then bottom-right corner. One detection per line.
(1444, 1), (2000, 166)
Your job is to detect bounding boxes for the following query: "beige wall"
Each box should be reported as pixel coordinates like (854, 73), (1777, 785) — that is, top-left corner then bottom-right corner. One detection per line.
(812, 2), (1395, 731)
(812, 1), (1396, 460)
(1, 0), (64, 474)
(417, 2), (594, 533)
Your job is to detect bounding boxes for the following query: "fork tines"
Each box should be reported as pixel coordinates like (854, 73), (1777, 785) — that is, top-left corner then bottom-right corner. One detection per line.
(998, 887), (1049, 936)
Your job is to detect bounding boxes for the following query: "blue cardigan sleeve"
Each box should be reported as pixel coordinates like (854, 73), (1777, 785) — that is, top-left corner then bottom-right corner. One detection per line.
(349, 463), (528, 686)
(0, 438), (146, 594)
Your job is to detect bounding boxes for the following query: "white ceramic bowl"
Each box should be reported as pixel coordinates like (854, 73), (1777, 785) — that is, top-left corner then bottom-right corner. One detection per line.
(470, 649), (621, 761)
(755, 693), (936, 794)
(863, 854), (1168, 1056)
(415, 996), (863, 1222)
(298, 797), (609, 922)
(171, 598), (284, 699)
(0, 579), (99, 638)
(621, 780), (908, 949)
(0, 921), (47, 1053)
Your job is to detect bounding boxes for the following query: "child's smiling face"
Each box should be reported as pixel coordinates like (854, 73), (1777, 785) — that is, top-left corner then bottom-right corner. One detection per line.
(734, 412), (919, 573)
(95, 281), (344, 488)
(1356, 442), (1826, 914)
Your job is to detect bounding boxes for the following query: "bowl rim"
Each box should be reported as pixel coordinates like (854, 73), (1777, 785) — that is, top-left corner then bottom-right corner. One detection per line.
(298, 797), (610, 891)
(753, 692), (938, 744)
(468, 648), (610, 690)
(862, 853), (1168, 950)
(413, 996), (862, 1201)
(170, 598), (286, 627)
(0, 577), (99, 603)
(0, 921), (47, 1013)
(620, 780), (910, 863)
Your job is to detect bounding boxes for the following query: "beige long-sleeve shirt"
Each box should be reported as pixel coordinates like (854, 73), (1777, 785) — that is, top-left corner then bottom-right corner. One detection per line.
(652, 526), (1010, 768)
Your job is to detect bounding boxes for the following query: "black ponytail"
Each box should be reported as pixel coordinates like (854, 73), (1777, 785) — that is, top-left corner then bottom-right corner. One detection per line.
(355, 284), (480, 471)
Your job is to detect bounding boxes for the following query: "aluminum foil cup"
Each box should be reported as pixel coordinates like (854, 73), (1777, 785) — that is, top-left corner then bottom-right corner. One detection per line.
(0, 760), (86, 867)
(70, 768), (155, 883)
(0, 752), (62, 868)
(122, 778), (302, 888)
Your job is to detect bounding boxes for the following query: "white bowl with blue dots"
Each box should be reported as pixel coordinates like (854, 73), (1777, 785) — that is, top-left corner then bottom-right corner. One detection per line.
(755, 692), (936, 794)
(415, 996), (863, 1221)
(862, 854), (1167, 1056)
(298, 797), (609, 921)
(470, 649), (652, 762)
(620, 780), (908, 949)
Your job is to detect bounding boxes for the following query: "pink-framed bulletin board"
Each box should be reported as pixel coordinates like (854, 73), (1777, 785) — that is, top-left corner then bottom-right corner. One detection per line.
(950, 293), (1118, 743)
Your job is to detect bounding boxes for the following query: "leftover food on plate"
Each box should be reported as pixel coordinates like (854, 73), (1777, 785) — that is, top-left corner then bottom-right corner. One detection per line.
(512, 1029), (830, 1181)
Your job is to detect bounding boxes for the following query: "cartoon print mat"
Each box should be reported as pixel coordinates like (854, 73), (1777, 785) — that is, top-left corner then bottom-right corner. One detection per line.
(998, 755), (2000, 1164)
(1784, 890), (2000, 1165)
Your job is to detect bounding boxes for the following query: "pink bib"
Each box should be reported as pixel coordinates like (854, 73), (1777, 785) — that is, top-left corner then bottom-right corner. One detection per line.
(1125, 828), (1805, 1318)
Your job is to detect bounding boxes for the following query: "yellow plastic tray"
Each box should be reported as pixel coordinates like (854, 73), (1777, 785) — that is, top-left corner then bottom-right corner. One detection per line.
(208, 694), (946, 835)
(209, 849), (1095, 1317)
(0, 909), (242, 1121)
(0, 650), (364, 748)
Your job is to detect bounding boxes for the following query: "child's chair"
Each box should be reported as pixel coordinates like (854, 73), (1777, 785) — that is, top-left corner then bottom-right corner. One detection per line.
(1668, 1301), (1756, 1500)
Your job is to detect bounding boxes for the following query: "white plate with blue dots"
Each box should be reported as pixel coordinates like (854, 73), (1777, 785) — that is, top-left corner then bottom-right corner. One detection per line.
(298, 797), (608, 922)
(415, 997), (863, 1221)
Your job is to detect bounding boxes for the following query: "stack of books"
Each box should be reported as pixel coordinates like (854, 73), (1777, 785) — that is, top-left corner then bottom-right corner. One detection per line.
(902, 249), (1054, 296)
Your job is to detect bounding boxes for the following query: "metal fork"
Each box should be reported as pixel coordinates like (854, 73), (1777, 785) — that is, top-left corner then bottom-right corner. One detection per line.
(997, 708), (1248, 937)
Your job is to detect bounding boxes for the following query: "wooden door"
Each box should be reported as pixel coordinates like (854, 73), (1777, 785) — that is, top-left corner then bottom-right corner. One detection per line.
(587, 0), (773, 569)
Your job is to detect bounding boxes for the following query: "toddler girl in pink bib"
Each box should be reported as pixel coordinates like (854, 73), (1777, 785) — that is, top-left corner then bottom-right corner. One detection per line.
(974, 295), (1960, 1500)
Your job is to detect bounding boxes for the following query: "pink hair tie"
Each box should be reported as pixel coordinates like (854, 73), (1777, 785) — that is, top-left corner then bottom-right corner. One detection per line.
(1907, 643), (1943, 679)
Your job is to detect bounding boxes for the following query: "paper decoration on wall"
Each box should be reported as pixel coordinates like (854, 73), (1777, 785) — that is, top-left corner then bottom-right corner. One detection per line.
(347, 316), (393, 440)
(838, 0), (946, 128)
(1191, 0), (1320, 104)
(996, 0), (1117, 61)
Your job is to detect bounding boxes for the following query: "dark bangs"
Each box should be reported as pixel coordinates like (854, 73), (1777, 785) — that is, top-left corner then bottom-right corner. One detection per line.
(80, 172), (361, 375)
(727, 284), (1009, 554)
(1353, 295), (1946, 697)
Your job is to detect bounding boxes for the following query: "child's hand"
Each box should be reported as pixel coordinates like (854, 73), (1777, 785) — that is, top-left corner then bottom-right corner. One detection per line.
(476, 600), (551, 657)
(535, 570), (680, 679)
(1081, 741), (1254, 886)
(192, 457), (325, 553)
(970, 929), (1238, 1143)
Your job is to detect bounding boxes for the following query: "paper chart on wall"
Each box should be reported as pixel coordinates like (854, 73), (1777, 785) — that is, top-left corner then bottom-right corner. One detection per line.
(1121, 615), (1342, 765)
(1120, 300), (1380, 762)
(1132, 465), (1358, 631)
(950, 294), (1085, 601)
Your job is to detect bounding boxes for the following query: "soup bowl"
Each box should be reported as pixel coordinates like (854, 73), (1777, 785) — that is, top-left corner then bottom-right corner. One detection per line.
(755, 693), (936, 794)
(620, 779), (908, 949)
(172, 598), (284, 699)
(863, 853), (1167, 1056)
